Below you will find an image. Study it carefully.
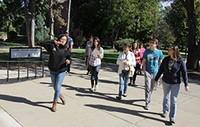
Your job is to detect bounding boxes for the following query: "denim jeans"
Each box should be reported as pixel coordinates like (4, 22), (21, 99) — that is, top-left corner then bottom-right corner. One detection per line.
(162, 81), (180, 121)
(144, 71), (156, 106)
(118, 71), (129, 96)
(90, 65), (101, 88)
(50, 71), (66, 101)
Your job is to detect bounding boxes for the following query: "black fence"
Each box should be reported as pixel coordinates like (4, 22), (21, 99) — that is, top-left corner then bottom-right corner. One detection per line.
(0, 47), (45, 81)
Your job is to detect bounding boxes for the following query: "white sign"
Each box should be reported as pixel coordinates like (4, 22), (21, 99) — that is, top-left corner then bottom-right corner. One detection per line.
(10, 48), (41, 59)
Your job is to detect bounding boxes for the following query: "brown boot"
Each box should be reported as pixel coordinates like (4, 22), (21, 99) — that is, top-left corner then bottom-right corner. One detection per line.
(51, 101), (57, 112)
(59, 94), (66, 105)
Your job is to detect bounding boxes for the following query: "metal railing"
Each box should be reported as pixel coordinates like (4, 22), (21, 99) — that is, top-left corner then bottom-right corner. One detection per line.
(0, 60), (45, 81)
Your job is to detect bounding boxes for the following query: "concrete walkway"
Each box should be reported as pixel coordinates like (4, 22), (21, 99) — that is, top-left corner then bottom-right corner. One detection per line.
(0, 59), (200, 127)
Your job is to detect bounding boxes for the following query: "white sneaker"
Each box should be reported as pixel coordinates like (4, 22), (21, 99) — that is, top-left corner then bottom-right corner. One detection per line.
(91, 87), (95, 92)
(95, 85), (99, 90)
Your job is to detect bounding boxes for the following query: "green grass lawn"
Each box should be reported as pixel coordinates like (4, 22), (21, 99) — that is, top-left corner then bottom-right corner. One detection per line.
(0, 41), (25, 47)
(0, 47), (187, 63)
(0, 52), (9, 61)
(72, 48), (119, 64)
(72, 48), (187, 64)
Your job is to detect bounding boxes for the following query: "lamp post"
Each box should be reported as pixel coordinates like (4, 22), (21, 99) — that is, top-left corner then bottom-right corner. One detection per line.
(66, 0), (71, 33)
(49, 0), (54, 40)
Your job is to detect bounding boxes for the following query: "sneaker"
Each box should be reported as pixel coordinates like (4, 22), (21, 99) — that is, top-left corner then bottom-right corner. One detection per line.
(128, 83), (132, 86)
(144, 105), (149, 110)
(91, 87), (95, 92)
(161, 112), (167, 118)
(132, 83), (137, 87)
(95, 84), (99, 90)
(170, 119), (175, 124)
(122, 94), (127, 97)
(116, 96), (122, 100)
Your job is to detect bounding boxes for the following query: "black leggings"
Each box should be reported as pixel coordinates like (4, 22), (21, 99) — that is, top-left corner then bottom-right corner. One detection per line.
(90, 65), (101, 87)
(130, 63), (141, 84)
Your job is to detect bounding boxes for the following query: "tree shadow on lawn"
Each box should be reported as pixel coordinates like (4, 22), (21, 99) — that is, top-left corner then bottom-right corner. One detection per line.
(0, 94), (52, 111)
(85, 104), (170, 125)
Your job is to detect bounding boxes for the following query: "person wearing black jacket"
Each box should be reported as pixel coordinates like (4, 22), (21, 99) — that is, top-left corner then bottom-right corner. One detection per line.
(154, 46), (189, 124)
(42, 34), (71, 112)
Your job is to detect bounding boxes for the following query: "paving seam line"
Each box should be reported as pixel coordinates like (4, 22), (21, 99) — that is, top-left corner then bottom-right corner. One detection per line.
(0, 105), (24, 127)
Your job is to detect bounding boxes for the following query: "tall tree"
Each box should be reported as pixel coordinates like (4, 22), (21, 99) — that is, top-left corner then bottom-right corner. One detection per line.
(162, 0), (199, 70)
(182, 0), (199, 69)
(165, 1), (187, 49)
(25, 0), (36, 47)
(73, 0), (160, 43)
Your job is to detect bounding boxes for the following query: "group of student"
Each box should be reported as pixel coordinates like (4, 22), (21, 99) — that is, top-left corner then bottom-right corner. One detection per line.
(42, 34), (189, 125)
(114, 38), (189, 125)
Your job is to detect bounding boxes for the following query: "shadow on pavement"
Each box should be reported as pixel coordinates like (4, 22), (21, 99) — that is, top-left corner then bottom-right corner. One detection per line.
(0, 77), (44, 85)
(85, 104), (168, 125)
(62, 84), (145, 108)
(0, 94), (51, 111)
(98, 79), (119, 85)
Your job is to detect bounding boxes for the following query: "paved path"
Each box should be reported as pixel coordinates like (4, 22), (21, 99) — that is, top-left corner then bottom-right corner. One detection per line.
(0, 59), (200, 127)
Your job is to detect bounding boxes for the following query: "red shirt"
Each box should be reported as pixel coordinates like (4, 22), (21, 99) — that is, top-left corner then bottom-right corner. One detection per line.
(133, 49), (141, 64)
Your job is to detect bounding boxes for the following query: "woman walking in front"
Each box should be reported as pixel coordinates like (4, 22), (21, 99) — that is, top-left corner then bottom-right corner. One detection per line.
(154, 46), (189, 124)
(88, 37), (104, 91)
(42, 34), (71, 112)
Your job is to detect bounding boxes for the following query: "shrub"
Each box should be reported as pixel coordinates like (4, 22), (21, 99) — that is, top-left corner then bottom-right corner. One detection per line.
(6, 31), (17, 42)
(114, 38), (135, 51)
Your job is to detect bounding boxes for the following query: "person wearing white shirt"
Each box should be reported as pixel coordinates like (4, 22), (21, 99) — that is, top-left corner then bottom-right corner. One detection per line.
(88, 37), (104, 91)
(116, 43), (136, 100)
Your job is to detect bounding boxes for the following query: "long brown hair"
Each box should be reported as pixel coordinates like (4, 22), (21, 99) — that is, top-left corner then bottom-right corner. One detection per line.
(91, 37), (101, 50)
(170, 46), (181, 60)
(57, 34), (68, 42)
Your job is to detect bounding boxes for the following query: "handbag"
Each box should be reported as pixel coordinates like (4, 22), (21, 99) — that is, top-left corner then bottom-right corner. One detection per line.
(122, 70), (129, 75)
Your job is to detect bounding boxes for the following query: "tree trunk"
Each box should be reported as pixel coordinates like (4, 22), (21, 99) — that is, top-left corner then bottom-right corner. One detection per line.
(113, 28), (120, 49)
(184, 0), (198, 70)
(26, 17), (31, 46)
(49, 0), (54, 40)
(26, 0), (35, 47)
(30, 17), (35, 47)
(67, 0), (71, 33)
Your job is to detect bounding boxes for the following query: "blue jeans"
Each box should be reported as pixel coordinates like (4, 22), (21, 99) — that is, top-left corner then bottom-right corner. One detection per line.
(162, 81), (180, 121)
(50, 71), (66, 101)
(118, 71), (129, 96)
(90, 65), (101, 87)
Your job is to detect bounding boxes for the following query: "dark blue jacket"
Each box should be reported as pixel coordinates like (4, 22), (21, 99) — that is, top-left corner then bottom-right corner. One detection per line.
(155, 56), (188, 86)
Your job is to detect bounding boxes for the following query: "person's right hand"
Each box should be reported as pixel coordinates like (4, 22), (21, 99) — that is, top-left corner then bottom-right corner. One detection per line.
(123, 60), (128, 65)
